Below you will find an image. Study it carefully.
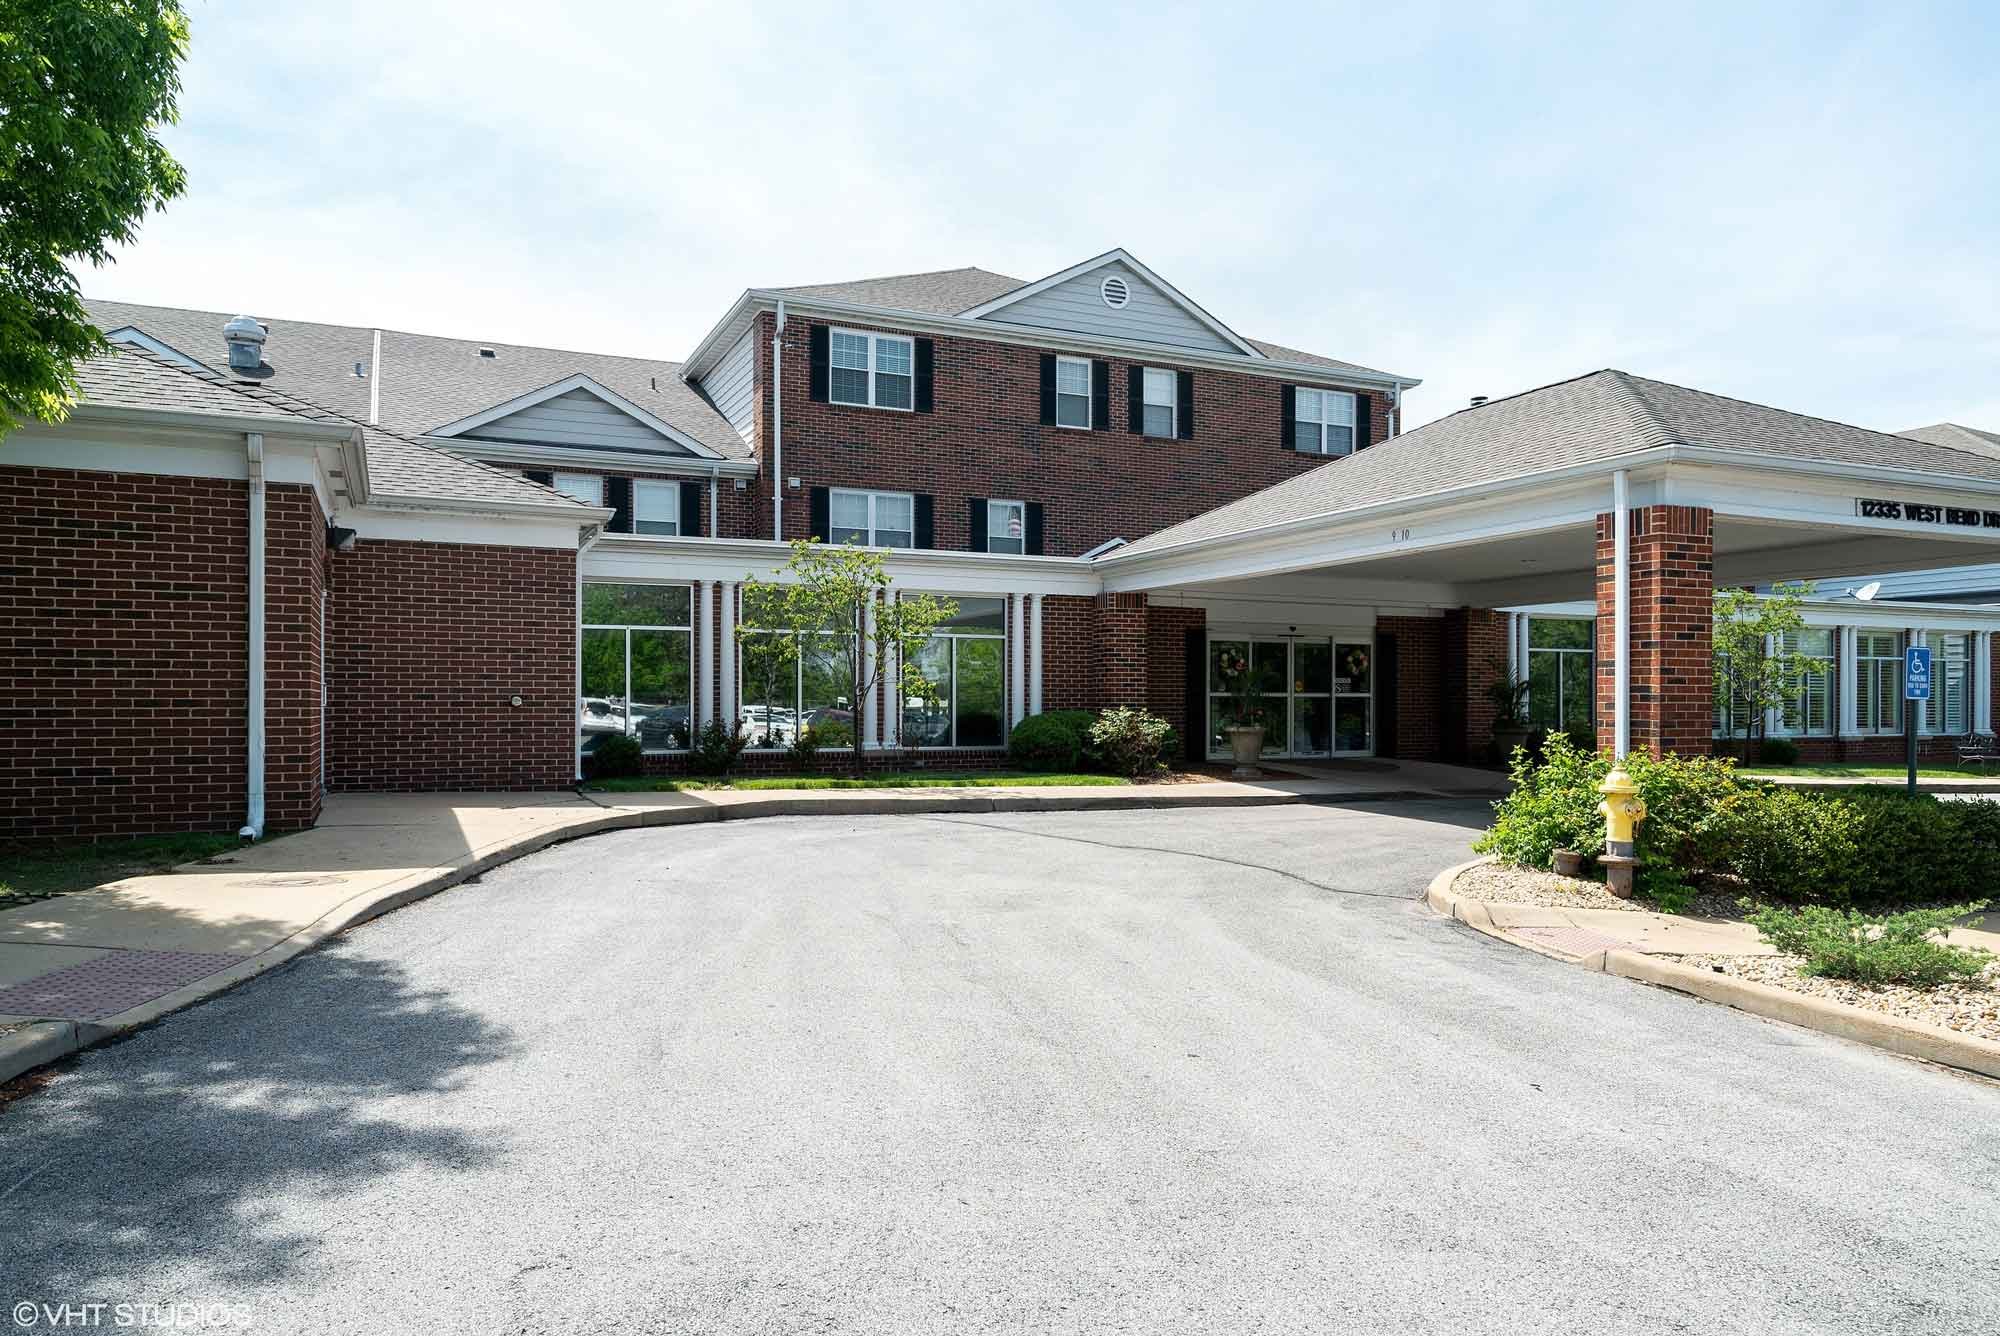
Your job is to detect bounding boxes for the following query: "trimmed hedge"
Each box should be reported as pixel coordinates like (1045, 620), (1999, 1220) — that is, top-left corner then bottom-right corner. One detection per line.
(1476, 734), (2000, 910)
(1006, 710), (1098, 772)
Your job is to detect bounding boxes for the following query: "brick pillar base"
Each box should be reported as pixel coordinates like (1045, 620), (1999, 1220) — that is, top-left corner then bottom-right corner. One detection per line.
(1095, 592), (1149, 707)
(1441, 607), (1508, 760)
(1597, 505), (1714, 757)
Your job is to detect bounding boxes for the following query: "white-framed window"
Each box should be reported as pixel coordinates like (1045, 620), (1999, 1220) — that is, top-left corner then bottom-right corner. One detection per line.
(553, 472), (603, 506)
(1294, 388), (1358, 456)
(830, 328), (914, 410)
(829, 487), (915, 548)
(987, 499), (1025, 555)
(1855, 631), (1905, 734)
(737, 586), (856, 752)
(633, 480), (680, 536)
(904, 598), (1007, 748)
(1925, 632), (1973, 735)
(1526, 617), (1595, 737)
(1777, 627), (1834, 736)
(579, 583), (694, 755)
(1055, 355), (1092, 429)
(1141, 368), (1177, 438)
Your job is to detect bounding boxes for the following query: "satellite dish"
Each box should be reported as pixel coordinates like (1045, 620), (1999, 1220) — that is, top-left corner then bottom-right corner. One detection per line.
(1854, 581), (1882, 602)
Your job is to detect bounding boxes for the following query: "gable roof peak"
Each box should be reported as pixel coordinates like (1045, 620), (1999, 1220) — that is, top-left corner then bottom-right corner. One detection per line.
(956, 248), (1265, 359)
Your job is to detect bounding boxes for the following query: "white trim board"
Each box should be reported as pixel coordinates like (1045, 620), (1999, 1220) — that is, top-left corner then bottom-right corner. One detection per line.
(428, 372), (726, 460)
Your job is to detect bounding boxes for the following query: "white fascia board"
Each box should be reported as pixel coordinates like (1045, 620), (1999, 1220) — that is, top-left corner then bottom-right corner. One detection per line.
(361, 491), (611, 525)
(956, 248), (1265, 360)
(1668, 447), (2000, 509)
(341, 505), (590, 550)
(65, 401), (354, 442)
(583, 535), (1102, 596)
(429, 436), (758, 477)
(427, 372), (726, 460)
(1507, 596), (2000, 632)
(679, 290), (1421, 391)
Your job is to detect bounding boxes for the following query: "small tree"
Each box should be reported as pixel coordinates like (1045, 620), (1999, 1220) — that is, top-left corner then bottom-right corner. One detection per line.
(1, 1), (192, 434)
(1712, 582), (1828, 756)
(738, 540), (958, 774)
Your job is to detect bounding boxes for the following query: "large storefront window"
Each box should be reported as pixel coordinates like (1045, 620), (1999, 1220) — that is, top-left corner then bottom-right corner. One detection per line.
(1526, 618), (1594, 736)
(1206, 635), (1372, 757)
(737, 587), (856, 749)
(1855, 631), (1905, 734)
(580, 583), (694, 755)
(903, 597), (1006, 747)
(1924, 632), (1973, 735)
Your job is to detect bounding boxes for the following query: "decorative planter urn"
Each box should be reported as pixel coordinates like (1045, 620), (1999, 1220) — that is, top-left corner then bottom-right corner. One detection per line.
(1226, 725), (1266, 778)
(1551, 848), (1585, 877)
(1492, 723), (1535, 760)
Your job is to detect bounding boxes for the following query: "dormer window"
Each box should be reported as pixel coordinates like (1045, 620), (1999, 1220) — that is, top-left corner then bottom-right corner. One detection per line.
(553, 473), (604, 506)
(1294, 388), (1358, 456)
(830, 328), (914, 410)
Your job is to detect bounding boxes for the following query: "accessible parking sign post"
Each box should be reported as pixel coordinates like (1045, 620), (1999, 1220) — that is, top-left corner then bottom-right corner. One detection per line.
(1904, 644), (1932, 795)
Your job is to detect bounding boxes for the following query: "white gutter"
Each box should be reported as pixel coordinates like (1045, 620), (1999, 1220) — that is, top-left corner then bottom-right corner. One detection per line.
(1613, 468), (1631, 760)
(772, 298), (786, 542)
(708, 465), (719, 536)
(243, 432), (268, 840)
(66, 403), (353, 439)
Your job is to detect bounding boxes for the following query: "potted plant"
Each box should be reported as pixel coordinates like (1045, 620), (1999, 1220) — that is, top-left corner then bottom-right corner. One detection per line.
(1218, 650), (1268, 777)
(1487, 658), (1535, 760)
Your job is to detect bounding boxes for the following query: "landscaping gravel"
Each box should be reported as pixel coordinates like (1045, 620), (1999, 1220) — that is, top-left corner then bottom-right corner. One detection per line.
(1456, 861), (1744, 918)
(1670, 952), (2000, 1044)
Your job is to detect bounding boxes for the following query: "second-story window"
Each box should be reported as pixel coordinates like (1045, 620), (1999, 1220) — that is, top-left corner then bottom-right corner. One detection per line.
(554, 472), (603, 506)
(1142, 368), (1177, 438)
(830, 488), (915, 547)
(1295, 389), (1358, 456)
(633, 480), (680, 536)
(1055, 356), (1092, 429)
(830, 328), (914, 410)
(987, 500), (1025, 554)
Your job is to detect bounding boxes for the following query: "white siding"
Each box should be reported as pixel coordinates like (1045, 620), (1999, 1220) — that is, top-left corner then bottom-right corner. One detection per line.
(977, 261), (1241, 355)
(702, 327), (758, 447)
(461, 387), (694, 454)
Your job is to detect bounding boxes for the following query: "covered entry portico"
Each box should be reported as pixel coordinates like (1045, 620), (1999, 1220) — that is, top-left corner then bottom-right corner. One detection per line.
(1095, 371), (2000, 760)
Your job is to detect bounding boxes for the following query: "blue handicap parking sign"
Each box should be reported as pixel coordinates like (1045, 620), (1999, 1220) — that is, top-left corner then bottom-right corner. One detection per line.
(1905, 645), (1932, 700)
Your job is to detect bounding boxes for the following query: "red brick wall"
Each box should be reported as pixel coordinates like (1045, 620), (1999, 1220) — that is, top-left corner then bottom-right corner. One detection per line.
(1145, 604), (1206, 744)
(328, 539), (576, 790)
(1378, 615), (1443, 760)
(1439, 607), (1508, 760)
(1040, 595), (1098, 710)
(1597, 505), (1714, 757)
(265, 485), (326, 830)
(1095, 593), (1150, 706)
(747, 312), (1392, 555)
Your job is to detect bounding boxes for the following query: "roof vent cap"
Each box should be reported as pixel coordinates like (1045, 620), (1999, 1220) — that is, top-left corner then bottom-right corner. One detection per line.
(223, 315), (267, 371)
(1100, 275), (1130, 309)
(478, 347), (497, 359)
(1469, 395), (1489, 408)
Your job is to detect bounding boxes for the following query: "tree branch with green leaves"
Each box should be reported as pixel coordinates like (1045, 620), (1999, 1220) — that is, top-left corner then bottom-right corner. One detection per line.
(1712, 581), (1828, 755)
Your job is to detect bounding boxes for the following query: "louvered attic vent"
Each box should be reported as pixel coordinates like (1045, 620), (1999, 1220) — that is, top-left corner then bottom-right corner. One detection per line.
(1099, 275), (1130, 308)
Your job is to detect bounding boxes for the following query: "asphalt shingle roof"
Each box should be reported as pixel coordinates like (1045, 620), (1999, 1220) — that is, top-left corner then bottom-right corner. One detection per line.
(74, 341), (585, 512)
(1898, 422), (2000, 463)
(1114, 370), (2000, 558)
(86, 299), (750, 461)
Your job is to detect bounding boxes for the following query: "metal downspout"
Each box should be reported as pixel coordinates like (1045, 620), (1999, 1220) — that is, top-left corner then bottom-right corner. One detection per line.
(772, 299), (786, 541)
(242, 432), (267, 840)
(1613, 469), (1631, 760)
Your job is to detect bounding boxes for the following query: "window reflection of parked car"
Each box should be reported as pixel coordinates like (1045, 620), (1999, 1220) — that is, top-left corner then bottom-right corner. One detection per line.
(739, 705), (797, 746)
(637, 706), (690, 749)
(579, 697), (625, 736)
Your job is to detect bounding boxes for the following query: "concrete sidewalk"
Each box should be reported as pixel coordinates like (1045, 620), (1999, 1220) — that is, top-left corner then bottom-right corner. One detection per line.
(0, 764), (1506, 1083)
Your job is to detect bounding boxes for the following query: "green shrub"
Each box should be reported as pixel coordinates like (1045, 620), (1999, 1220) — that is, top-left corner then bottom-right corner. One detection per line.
(1745, 901), (1993, 988)
(1007, 709), (1097, 772)
(689, 719), (747, 777)
(1474, 732), (1611, 869)
(582, 732), (642, 780)
(1712, 784), (1860, 902)
(1756, 737), (1800, 766)
(785, 720), (853, 772)
(1086, 707), (1176, 777)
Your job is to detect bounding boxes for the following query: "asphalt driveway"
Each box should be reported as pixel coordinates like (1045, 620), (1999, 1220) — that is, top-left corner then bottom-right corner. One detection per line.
(3, 803), (1997, 1334)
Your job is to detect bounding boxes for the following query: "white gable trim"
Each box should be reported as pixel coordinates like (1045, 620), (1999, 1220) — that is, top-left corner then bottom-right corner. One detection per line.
(104, 326), (212, 373)
(428, 372), (724, 459)
(957, 249), (1265, 360)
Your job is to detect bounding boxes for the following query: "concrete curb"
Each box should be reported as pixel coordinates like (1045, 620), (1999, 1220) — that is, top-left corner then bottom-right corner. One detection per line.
(1424, 859), (2000, 1082)
(4, 782), (1471, 1087)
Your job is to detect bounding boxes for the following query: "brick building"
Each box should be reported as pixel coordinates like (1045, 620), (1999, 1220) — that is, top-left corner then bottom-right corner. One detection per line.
(9, 250), (2000, 839)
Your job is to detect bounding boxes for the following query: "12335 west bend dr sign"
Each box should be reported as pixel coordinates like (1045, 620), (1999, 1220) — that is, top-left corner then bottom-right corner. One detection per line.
(1856, 498), (2000, 529)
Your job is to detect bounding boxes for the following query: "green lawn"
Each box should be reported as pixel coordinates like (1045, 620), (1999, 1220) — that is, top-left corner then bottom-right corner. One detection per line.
(584, 771), (1128, 793)
(1741, 763), (2000, 780)
(0, 832), (247, 910)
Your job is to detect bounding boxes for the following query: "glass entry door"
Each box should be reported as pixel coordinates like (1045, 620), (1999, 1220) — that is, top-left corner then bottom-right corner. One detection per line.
(1207, 634), (1373, 759)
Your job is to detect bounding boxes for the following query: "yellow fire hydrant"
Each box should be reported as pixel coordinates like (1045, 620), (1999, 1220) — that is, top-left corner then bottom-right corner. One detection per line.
(1597, 768), (1646, 898)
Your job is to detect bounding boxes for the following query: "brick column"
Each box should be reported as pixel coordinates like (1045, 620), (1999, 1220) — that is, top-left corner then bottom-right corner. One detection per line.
(1095, 592), (1149, 707)
(1441, 607), (1508, 760)
(1596, 505), (1714, 756)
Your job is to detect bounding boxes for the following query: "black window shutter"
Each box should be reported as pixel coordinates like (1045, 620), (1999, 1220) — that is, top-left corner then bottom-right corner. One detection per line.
(1280, 385), (1297, 452)
(1183, 627), (1206, 763)
(1038, 354), (1057, 426)
(914, 337), (934, 413)
(1354, 394), (1373, 450)
(607, 476), (633, 533)
(524, 468), (554, 487)
(679, 480), (703, 536)
(1024, 502), (1045, 556)
(968, 496), (989, 552)
(1091, 360), (1110, 430)
(913, 494), (935, 549)
(1176, 371), (1195, 440)
(1127, 366), (1143, 434)
(808, 325), (830, 402)
(808, 486), (829, 541)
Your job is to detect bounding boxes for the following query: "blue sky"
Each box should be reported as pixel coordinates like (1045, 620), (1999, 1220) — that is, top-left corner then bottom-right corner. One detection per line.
(93, 1), (1999, 430)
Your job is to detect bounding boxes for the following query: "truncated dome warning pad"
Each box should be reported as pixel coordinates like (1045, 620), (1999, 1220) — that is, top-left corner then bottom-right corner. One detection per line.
(0, 950), (245, 1022)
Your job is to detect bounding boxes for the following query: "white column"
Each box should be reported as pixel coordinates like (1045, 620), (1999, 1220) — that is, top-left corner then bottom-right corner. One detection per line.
(1762, 633), (1781, 739)
(1612, 471), (1631, 760)
(1838, 625), (1859, 735)
(882, 590), (900, 748)
(697, 581), (714, 729)
(718, 582), (736, 732)
(1975, 631), (1993, 734)
(1029, 594), (1044, 716)
(862, 592), (880, 748)
(1010, 594), (1028, 726)
(1913, 627), (1930, 734)
(1505, 612), (1521, 688)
